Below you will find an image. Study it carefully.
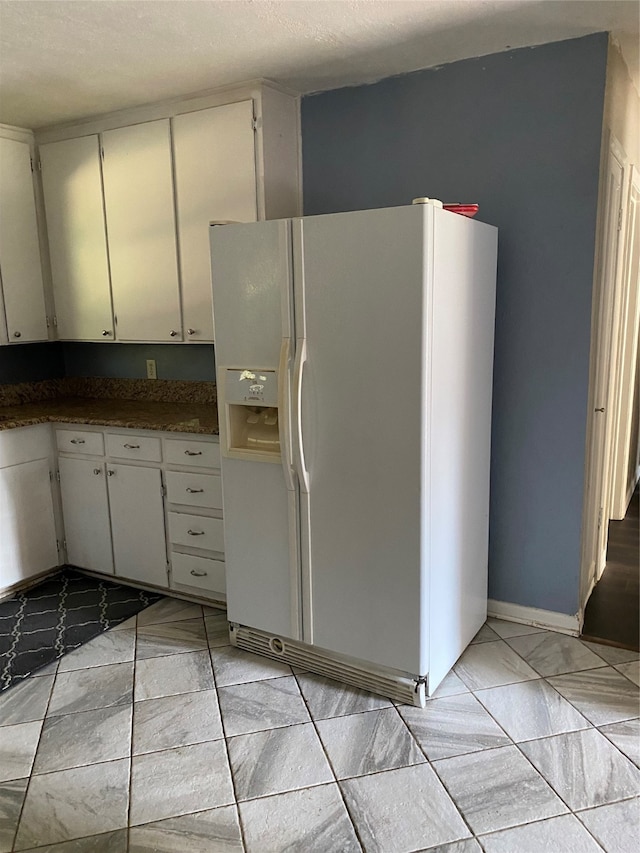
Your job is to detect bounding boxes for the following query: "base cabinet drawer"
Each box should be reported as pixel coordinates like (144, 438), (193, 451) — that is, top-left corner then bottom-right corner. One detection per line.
(166, 470), (222, 509)
(168, 512), (224, 552)
(56, 429), (104, 456)
(165, 439), (220, 469)
(106, 433), (162, 462)
(171, 552), (226, 595)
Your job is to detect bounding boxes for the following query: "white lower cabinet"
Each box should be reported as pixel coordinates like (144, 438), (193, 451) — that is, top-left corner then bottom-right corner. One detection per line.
(58, 457), (113, 575)
(54, 426), (224, 601)
(107, 463), (168, 587)
(0, 426), (59, 595)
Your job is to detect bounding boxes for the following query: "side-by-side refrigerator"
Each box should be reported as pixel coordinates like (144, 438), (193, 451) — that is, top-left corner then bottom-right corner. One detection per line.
(210, 202), (497, 705)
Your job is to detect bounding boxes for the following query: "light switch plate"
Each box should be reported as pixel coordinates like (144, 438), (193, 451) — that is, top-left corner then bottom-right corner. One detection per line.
(146, 359), (157, 380)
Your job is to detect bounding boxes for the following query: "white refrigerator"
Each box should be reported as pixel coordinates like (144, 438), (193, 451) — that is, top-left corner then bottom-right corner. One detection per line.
(210, 202), (497, 705)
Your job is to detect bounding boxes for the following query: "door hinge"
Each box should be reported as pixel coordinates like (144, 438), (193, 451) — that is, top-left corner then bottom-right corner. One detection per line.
(617, 208), (623, 231)
(251, 117), (259, 132)
(62, 538), (67, 550)
(597, 506), (603, 530)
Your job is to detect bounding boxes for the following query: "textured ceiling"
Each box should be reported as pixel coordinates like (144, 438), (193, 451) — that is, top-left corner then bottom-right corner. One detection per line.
(0, 0), (638, 130)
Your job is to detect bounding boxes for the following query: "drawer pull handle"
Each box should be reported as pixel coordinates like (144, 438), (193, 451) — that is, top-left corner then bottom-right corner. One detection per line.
(70, 439), (85, 445)
(186, 487), (204, 493)
(190, 569), (208, 577)
(184, 450), (203, 456)
(187, 529), (205, 536)
(123, 443), (140, 449)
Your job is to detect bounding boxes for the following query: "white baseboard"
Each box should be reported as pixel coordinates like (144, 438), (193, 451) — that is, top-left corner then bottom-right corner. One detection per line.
(487, 599), (581, 636)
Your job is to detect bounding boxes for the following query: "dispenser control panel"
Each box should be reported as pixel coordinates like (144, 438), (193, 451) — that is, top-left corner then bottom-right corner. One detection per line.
(224, 369), (278, 406)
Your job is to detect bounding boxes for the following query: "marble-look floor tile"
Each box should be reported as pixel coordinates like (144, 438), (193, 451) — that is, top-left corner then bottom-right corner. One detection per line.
(130, 740), (234, 826)
(519, 728), (640, 810)
(548, 666), (640, 725)
(478, 814), (602, 853)
(599, 718), (640, 767)
(110, 615), (137, 631)
(133, 689), (223, 755)
(134, 650), (213, 701)
(18, 828), (128, 852)
(33, 705), (132, 774)
(210, 646), (291, 687)
(0, 778), (28, 853)
(399, 693), (510, 761)
(341, 762), (470, 852)
(13, 758), (130, 850)
(129, 806), (243, 852)
(0, 674), (54, 724)
(57, 629), (135, 672)
(420, 841), (482, 853)
(0, 720), (42, 782)
(228, 722), (333, 800)
(47, 662), (133, 717)
(433, 745), (567, 834)
(453, 640), (539, 691)
(296, 671), (392, 720)
(577, 797), (640, 853)
(474, 679), (589, 742)
(218, 676), (310, 737)
(135, 619), (207, 660)
(428, 670), (470, 699)
(505, 632), (606, 677)
(136, 599), (201, 626)
(239, 784), (360, 853)
(616, 659), (640, 686)
(204, 612), (230, 648)
(486, 619), (546, 639)
(31, 659), (59, 677)
(470, 623), (499, 644)
(581, 640), (639, 666)
(317, 707), (425, 778)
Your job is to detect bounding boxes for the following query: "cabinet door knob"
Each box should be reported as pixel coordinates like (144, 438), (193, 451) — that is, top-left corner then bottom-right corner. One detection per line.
(595, 407), (605, 413)
(190, 569), (208, 577)
(107, 469), (115, 476)
(93, 468), (101, 475)
(187, 529), (205, 536)
(187, 328), (196, 335)
(102, 330), (112, 336)
(13, 331), (21, 338)
(170, 330), (178, 337)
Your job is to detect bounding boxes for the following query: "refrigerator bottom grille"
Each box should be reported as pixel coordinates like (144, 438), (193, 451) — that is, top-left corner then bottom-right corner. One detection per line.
(230, 624), (426, 707)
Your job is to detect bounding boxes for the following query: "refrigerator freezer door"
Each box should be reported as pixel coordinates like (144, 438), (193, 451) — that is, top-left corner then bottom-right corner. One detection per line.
(294, 205), (431, 674)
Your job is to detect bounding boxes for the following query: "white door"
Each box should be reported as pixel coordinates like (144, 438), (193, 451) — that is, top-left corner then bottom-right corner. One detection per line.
(58, 456), (113, 575)
(295, 207), (426, 673)
(39, 135), (114, 340)
(174, 101), (258, 342)
(583, 140), (625, 596)
(0, 459), (58, 589)
(0, 137), (48, 342)
(107, 463), (168, 587)
(102, 120), (181, 341)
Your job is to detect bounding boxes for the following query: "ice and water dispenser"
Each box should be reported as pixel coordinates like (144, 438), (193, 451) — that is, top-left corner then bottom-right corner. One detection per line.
(221, 368), (281, 460)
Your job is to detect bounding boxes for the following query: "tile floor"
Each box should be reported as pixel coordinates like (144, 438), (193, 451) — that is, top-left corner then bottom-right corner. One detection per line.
(0, 599), (638, 852)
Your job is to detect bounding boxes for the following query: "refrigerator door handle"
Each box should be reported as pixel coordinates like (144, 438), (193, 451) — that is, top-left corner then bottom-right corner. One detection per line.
(293, 337), (310, 493)
(278, 337), (296, 492)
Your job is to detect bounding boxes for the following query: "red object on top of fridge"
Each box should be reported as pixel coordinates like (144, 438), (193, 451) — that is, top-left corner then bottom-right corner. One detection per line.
(443, 203), (479, 218)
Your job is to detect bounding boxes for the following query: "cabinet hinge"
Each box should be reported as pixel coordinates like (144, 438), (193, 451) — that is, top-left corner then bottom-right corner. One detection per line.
(114, 314), (118, 326)
(100, 146), (105, 161)
(161, 484), (166, 497)
(55, 469), (61, 483)
(30, 156), (42, 173)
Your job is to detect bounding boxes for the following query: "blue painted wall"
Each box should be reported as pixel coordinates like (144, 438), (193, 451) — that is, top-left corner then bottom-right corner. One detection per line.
(62, 343), (216, 381)
(302, 34), (608, 615)
(0, 342), (64, 384)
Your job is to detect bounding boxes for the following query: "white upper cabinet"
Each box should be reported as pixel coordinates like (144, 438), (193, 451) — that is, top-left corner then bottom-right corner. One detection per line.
(39, 135), (114, 340)
(0, 135), (48, 343)
(173, 100), (258, 342)
(102, 120), (181, 342)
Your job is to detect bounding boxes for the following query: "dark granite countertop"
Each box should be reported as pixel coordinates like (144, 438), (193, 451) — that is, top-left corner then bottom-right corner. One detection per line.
(0, 379), (219, 436)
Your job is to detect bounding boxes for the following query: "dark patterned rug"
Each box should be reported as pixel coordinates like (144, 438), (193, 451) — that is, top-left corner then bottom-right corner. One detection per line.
(0, 567), (163, 691)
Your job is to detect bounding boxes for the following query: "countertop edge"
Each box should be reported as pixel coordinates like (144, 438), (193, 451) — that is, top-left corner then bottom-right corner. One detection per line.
(0, 413), (219, 437)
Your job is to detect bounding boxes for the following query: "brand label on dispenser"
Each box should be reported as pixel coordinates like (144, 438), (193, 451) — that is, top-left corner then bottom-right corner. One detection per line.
(224, 369), (278, 406)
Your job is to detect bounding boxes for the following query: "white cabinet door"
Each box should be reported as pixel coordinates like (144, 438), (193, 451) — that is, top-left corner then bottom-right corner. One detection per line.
(0, 458), (58, 591)
(39, 135), (114, 340)
(102, 120), (181, 342)
(0, 137), (48, 343)
(58, 456), (113, 575)
(173, 101), (257, 341)
(107, 463), (168, 587)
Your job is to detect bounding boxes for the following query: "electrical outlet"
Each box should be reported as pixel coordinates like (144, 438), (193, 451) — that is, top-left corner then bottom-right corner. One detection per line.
(146, 359), (157, 380)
